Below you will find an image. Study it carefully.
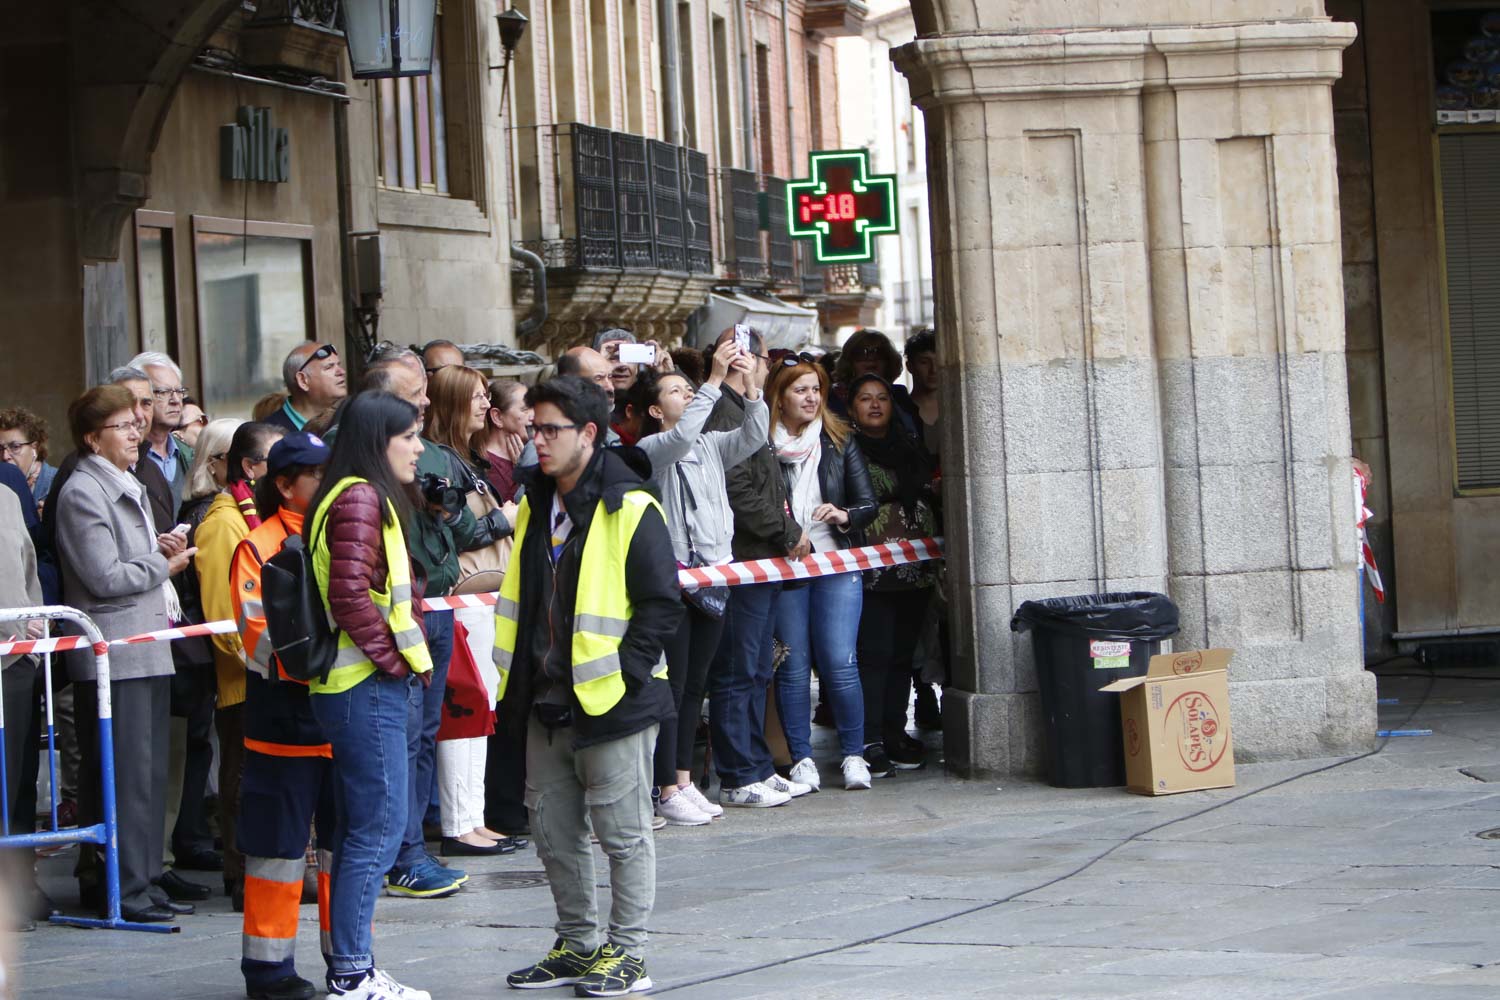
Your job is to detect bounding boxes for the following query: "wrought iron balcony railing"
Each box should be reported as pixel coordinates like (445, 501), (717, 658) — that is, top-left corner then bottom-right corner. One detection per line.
(514, 123), (713, 273)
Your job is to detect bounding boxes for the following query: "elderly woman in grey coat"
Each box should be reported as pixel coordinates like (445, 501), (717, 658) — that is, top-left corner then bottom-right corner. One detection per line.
(628, 337), (767, 826)
(54, 384), (196, 923)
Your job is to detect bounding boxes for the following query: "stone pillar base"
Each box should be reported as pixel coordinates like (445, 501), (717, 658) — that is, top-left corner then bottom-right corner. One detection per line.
(1231, 671), (1378, 760)
(941, 689), (1044, 779)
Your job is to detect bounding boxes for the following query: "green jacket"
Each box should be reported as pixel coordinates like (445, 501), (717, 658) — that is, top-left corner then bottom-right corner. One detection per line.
(408, 437), (479, 599)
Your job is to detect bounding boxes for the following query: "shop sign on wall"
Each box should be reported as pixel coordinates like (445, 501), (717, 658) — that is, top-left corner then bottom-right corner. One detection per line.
(221, 106), (290, 183)
(785, 148), (898, 264)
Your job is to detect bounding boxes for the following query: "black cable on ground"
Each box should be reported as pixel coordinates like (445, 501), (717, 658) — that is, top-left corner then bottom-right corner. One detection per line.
(655, 670), (1445, 994)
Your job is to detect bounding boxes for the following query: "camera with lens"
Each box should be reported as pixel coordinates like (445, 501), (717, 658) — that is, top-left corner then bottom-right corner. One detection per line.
(417, 472), (470, 516)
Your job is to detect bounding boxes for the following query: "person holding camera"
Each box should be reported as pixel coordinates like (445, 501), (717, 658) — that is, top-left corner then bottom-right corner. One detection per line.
(424, 365), (521, 856)
(496, 376), (681, 998)
(627, 336), (770, 826)
(357, 353), (513, 898)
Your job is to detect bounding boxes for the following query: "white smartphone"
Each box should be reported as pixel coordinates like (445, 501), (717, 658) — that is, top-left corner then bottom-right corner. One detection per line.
(733, 324), (751, 354)
(618, 342), (656, 365)
(171, 522), (191, 536)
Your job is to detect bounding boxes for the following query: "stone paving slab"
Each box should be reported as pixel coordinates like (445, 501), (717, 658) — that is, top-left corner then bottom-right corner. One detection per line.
(14, 671), (1500, 997)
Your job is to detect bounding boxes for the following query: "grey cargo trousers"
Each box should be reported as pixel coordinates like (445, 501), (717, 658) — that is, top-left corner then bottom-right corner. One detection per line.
(525, 721), (658, 955)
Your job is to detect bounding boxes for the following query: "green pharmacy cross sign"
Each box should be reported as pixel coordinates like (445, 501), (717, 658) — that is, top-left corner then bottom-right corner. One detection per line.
(785, 149), (898, 264)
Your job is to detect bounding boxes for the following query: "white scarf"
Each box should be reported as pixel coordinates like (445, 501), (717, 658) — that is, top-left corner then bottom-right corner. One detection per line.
(83, 454), (184, 622)
(773, 418), (835, 552)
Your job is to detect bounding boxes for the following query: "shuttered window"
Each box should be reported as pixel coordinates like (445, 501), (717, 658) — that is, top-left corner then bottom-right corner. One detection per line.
(1438, 131), (1500, 492)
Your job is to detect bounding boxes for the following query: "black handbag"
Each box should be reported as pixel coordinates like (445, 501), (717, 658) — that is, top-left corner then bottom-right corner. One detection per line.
(674, 466), (730, 620)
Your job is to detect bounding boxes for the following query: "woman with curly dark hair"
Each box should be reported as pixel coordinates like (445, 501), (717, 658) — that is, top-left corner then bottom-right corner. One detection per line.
(0, 407), (58, 514)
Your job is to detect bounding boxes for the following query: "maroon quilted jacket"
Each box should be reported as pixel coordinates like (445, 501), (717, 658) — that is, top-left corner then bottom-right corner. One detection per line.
(325, 483), (428, 683)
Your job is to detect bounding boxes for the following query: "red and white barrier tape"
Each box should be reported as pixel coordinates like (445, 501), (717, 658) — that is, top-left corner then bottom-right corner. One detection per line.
(0, 538), (944, 655)
(0, 620), (239, 658)
(675, 536), (945, 591)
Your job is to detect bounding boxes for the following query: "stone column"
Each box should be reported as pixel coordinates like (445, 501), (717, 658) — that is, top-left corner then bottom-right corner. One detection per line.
(894, 14), (1377, 777)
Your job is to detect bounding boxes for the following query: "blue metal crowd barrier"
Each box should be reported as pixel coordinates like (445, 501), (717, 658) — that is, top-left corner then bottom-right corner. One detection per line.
(0, 605), (178, 933)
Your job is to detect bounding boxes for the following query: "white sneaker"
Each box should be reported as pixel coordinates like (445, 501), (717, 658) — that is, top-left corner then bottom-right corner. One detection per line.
(789, 757), (821, 792)
(842, 755), (872, 791)
(719, 781), (791, 808)
(679, 782), (724, 819)
(656, 791), (712, 826)
(764, 772), (812, 798)
(329, 969), (432, 1000)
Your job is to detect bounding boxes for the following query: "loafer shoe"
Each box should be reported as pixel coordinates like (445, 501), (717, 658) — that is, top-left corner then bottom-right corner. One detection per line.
(121, 903), (176, 923)
(156, 869), (212, 901)
(441, 836), (515, 857)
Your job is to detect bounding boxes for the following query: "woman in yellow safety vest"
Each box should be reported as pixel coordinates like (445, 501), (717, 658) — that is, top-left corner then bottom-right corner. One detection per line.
(303, 390), (434, 1000)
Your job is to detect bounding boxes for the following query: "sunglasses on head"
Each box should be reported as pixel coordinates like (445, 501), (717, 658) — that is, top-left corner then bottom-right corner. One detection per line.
(297, 344), (338, 374)
(778, 352), (819, 368)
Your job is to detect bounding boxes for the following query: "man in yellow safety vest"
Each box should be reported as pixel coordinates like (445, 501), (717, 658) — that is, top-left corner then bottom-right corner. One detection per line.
(494, 375), (681, 998)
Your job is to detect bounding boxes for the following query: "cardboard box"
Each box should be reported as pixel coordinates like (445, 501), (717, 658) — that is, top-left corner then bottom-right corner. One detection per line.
(1099, 649), (1236, 796)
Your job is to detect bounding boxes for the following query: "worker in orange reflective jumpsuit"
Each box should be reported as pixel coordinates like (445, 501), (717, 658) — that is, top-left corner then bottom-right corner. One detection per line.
(230, 432), (336, 1000)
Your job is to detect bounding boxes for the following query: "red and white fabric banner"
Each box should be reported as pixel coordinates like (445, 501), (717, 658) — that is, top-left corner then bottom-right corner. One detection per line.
(0, 538), (946, 654)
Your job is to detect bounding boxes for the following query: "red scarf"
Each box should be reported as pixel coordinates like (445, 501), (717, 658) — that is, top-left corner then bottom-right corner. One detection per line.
(229, 479), (261, 529)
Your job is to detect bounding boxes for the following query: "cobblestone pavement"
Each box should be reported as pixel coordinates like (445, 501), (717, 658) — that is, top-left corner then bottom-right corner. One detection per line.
(13, 669), (1500, 998)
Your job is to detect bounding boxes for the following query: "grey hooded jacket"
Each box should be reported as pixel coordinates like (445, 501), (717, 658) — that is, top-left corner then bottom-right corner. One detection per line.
(635, 381), (768, 567)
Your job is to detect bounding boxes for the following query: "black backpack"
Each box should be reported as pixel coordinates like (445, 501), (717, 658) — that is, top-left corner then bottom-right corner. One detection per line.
(261, 527), (341, 684)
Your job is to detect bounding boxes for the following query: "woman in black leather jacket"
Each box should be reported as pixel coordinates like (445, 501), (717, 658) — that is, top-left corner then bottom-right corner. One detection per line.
(766, 357), (878, 793)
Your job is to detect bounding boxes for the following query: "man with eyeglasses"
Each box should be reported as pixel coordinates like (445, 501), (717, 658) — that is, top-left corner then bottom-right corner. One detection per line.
(497, 375), (680, 998)
(131, 352), (228, 882)
(266, 342), (348, 434)
(129, 352), (193, 511)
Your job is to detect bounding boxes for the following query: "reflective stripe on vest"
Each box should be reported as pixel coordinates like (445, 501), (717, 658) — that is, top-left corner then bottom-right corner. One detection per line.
(491, 499), (531, 700)
(493, 490), (667, 716)
(309, 477), (432, 693)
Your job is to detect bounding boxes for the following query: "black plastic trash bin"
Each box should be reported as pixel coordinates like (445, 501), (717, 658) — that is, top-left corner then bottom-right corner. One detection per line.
(1011, 592), (1179, 788)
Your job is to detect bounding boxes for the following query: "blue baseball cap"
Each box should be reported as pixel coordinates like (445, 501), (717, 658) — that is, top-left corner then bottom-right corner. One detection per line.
(266, 431), (330, 477)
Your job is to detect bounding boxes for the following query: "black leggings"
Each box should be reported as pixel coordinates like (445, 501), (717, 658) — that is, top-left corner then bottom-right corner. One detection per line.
(856, 588), (933, 746)
(655, 601), (728, 785)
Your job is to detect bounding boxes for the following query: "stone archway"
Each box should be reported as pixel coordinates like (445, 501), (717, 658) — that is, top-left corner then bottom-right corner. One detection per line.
(71, 0), (245, 260)
(892, 1), (1376, 776)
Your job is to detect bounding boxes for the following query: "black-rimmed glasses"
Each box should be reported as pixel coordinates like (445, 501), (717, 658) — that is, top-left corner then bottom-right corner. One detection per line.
(533, 422), (583, 442)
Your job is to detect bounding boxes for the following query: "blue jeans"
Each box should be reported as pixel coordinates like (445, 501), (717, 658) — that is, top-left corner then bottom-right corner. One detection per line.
(311, 672), (423, 976)
(396, 609), (453, 868)
(708, 582), (781, 789)
(774, 573), (866, 760)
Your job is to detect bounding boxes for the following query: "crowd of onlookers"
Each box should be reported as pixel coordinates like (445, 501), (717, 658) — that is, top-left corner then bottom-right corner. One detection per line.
(0, 325), (944, 999)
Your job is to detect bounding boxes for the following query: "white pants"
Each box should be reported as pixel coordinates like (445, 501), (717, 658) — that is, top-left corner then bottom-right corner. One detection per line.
(437, 606), (500, 838)
(437, 737), (487, 836)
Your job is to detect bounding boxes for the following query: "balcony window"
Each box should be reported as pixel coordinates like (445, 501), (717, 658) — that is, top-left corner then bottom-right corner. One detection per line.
(376, 20), (449, 193)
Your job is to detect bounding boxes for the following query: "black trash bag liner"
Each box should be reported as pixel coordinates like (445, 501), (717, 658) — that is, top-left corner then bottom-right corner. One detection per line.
(1010, 591), (1179, 642)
